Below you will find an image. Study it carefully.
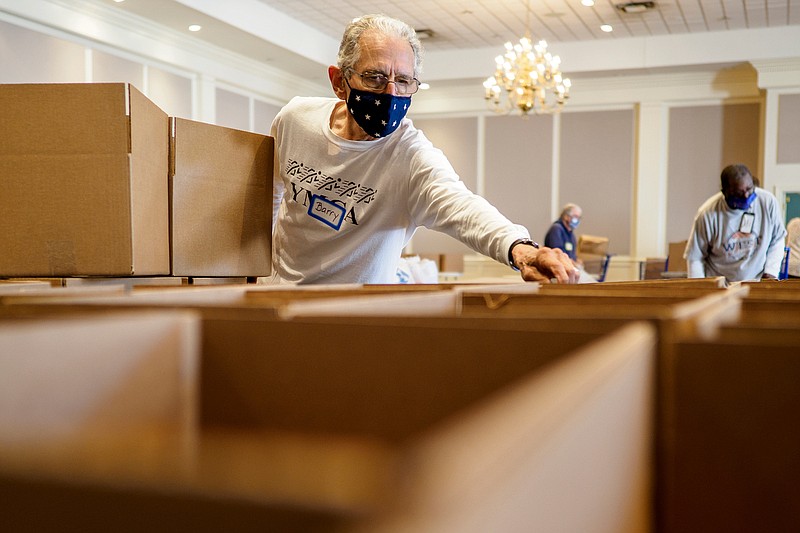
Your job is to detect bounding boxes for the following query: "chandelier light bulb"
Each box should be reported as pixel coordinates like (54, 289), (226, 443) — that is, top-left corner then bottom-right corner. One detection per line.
(482, 28), (570, 115)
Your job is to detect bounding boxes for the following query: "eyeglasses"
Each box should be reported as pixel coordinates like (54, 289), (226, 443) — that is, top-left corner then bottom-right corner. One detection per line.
(347, 69), (420, 95)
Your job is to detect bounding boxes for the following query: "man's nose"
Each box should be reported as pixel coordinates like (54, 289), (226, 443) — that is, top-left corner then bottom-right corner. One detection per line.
(383, 80), (400, 95)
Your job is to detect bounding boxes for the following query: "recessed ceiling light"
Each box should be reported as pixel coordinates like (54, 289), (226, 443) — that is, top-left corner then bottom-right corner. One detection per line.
(581, 0), (595, 6)
(415, 28), (434, 40)
(113, 0), (125, 3)
(601, 24), (614, 32)
(188, 24), (202, 32)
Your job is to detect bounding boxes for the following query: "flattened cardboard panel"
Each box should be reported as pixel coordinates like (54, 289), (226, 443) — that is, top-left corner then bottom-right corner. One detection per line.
(171, 118), (271, 277)
(662, 341), (800, 532)
(200, 319), (585, 440)
(364, 322), (655, 533)
(0, 83), (129, 155)
(129, 85), (170, 275)
(0, 154), (133, 276)
(0, 312), (199, 443)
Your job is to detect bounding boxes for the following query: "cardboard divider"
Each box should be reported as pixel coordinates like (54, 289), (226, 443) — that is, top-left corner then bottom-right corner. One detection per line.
(660, 327), (800, 533)
(738, 280), (800, 298)
(571, 277), (727, 289)
(458, 290), (743, 332)
(534, 284), (731, 298)
(0, 280), (58, 293)
(741, 278), (800, 288)
(734, 282), (800, 326)
(0, 311), (200, 485)
(360, 322), (656, 532)
(198, 316), (626, 438)
(0, 284), (128, 305)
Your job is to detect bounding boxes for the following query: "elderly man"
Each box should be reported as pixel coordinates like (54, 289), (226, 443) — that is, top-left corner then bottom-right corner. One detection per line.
(685, 163), (786, 283)
(544, 203), (583, 262)
(268, 14), (578, 285)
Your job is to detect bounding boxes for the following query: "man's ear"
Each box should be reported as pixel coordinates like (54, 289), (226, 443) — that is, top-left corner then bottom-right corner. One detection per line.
(329, 66), (347, 100)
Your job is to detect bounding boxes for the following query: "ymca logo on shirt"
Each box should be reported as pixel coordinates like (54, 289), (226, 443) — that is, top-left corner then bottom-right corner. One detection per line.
(284, 158), (377, 229)
(722, 231), (758, 261)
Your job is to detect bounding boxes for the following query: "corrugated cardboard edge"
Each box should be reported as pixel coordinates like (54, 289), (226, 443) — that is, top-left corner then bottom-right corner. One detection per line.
(129, 84), (170, 275)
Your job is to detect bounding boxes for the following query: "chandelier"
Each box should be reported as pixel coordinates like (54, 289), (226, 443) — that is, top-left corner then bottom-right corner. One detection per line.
(483, 2), (571, 115)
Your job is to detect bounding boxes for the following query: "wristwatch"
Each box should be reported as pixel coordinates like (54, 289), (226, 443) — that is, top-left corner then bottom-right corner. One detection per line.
(508, 238), (539, 270)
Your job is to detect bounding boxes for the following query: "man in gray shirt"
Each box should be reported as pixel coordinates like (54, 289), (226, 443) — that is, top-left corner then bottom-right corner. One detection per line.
(685, 163), (786, 283)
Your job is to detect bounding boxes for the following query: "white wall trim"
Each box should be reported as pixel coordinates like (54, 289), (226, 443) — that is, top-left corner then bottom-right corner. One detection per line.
(476, 115), (486, 197)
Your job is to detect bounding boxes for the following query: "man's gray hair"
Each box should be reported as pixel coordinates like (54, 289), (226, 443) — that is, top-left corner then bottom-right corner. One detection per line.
(337, 14), (423, 78)
(561, 203), (581, 218)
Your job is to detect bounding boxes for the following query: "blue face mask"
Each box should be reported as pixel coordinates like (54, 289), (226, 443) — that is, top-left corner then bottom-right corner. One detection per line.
(345, 84), (411, 138)
(569, 217), (580, 229)
(725, 191), (757, 210)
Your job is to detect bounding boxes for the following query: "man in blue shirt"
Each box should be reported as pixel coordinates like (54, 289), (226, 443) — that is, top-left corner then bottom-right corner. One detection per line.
(545, 203), (582, 262)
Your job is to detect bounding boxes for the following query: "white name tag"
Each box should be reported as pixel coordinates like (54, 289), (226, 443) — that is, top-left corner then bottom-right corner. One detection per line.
(308, 194), (346, 230)
(740, 212), (755, 234)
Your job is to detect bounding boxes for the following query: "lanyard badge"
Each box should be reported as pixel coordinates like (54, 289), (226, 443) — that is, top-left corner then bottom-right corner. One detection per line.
(740, 212), (755, 234)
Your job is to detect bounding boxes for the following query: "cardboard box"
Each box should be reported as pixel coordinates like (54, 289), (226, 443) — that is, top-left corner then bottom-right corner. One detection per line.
(642, 257), (668, 279)
(416, 253), (464, 273)
(440, 253), (464, 273)
(577, 234), (609, 257)
(0, 83), (170, 277)
(170, 118), (272, 277)
(667, 240), (688, 272)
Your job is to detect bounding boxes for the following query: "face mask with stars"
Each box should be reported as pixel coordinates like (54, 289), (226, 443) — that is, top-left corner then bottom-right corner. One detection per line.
(346, 86), (411, 138)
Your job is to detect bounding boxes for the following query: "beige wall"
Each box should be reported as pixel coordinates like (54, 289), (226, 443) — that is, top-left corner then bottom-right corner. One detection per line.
(406, 117), (479, 254)
(560, 110), (634, 255)
(0, 18), (279, 132)
(667, 103), (761, 245)
(484, 115), (554, 247)
(777, 94), (800, 164)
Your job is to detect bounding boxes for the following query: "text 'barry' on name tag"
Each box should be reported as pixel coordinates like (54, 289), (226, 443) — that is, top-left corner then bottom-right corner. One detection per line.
(308, 194), (346, 230)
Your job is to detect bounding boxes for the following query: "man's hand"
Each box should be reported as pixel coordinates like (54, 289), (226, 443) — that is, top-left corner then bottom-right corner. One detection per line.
(512, 244), (580, 284)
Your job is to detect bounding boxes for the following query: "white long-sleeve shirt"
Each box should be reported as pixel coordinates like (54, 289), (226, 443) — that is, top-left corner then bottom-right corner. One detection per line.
(269, 97), (530, 284)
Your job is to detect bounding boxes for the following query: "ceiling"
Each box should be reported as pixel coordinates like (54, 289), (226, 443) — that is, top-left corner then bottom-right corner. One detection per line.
(94, 0), (800, 85)
(252, 0), (800, 50)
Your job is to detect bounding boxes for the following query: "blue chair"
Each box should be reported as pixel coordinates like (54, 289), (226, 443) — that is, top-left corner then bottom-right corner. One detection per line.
(581, 253), (612, 282)
(597, 254), (612, 282)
